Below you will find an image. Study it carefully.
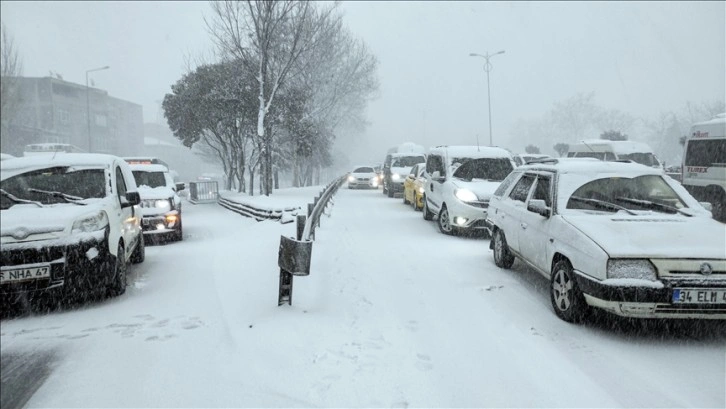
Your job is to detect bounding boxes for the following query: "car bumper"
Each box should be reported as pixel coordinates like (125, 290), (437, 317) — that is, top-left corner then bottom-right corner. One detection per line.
(141, 211), (181, 234)
(576, 272), (726, 319)
(1, 231), (109, 297)
(348, 181), (378, 189)
(447, 202), (489, 230)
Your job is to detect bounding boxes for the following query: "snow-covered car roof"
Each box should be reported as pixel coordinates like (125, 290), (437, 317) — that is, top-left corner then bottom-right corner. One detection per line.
(129, 163), (170, 173)
(435, 145), (513, 159)
(1, 153), (123, 181)
(569, 139), (655, 154)
(521, 157), (662, 175)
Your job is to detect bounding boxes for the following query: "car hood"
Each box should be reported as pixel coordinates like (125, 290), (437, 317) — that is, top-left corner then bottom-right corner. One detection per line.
(452, 179), (501, 200)
(562, 213), (726, 259)
(0, 202), (105, 241)
(137, 185), (176, 200)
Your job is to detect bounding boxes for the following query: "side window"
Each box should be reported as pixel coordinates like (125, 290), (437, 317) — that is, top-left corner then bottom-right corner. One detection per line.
(509, 174), (535, 202)
(427, 154), (444, 176)
(494, 171), (522, 197)
(115, 167), (127, 200)
(531, 176), (552, 207)
(605, 152), (617, 161)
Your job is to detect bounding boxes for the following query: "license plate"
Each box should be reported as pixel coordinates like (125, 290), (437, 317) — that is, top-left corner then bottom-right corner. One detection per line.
(0, 265), (51, 284)
(672, 288), (726, 304)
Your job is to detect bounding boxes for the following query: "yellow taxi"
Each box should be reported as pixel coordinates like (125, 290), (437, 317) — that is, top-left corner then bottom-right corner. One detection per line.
(403, 163), (426, 210)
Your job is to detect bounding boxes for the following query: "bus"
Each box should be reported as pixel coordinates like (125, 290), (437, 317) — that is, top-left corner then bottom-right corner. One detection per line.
(23, 143), (86, 157)
(682, 113), (726, 222)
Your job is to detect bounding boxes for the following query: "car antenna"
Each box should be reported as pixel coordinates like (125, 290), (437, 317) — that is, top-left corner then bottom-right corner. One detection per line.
(581, 140), (595, 152)
(476, 133), (480, 152)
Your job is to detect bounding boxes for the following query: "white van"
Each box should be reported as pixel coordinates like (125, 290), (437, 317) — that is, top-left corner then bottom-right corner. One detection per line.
(566, 140), (663, 168)
(682, 113), (726, 222)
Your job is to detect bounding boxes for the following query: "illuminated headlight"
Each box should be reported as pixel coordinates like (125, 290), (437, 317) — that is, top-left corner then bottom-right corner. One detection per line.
(454, 216), (468, 226)
(72, 211), (109, 233)
(392, 173), (400, 181)
(155, 199), (171, 209)
(607, 259), (658, 281)
(418, 186), (424, 193)
(348, 175), (355, 182)
(455, 188), (478, 202)
(371, 179), (379, 186)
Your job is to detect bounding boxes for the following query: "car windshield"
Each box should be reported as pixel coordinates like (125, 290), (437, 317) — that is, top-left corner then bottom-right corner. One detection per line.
(132, 170), (167, 188)
(566, 174), (687, 214)
(0, 167), (105, 208)
(619, 152), (660, 167)
(353, 167), (374, 173)
(391, 156), (425, 167)
(452, 158), (514, 181)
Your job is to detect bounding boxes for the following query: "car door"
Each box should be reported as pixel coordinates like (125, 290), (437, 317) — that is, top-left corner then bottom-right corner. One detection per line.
(500, 173), (536, 254)
(425, 153), (446, 214)
(518, 173), (554, 272)
(114, 165), (135, 260)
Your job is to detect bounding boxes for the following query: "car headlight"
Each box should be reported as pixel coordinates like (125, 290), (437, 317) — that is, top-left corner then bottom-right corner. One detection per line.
(348, 175), (355, 182)
(418, 186), (424, 193)
(607, 259), (658, 281)
(392, 173), (400, 181)
(455, 188), (478, 202)
(72, 211), (109, 233)
(155, 199), (171, 209)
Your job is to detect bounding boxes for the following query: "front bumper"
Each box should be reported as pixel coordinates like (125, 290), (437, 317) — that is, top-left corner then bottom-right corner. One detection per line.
(1, 232), (109, 297)
(576, 273), (726, 319)
(141, 211), (181, 234)
(447, 201), (489, 230)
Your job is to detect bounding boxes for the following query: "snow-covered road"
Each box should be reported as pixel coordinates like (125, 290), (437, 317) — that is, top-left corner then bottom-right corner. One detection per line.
(1, 187), (724, 408)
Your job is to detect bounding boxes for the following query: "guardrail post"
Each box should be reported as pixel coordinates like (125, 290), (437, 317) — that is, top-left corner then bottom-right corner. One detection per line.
(307, 203), (313, 217)
(296, 215), (306, 241)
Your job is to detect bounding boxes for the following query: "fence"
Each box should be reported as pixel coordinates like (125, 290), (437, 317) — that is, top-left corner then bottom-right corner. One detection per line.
(188, 181), (219, 203)
(277, 174), (348, 306)
(218, 196), (299, 222)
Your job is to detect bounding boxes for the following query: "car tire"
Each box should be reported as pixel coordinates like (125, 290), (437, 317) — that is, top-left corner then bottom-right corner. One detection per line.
(423, 196), (433, 220)
(130, 233), (145, 264)
(403, 190), (409, 204)
(437, 204), (455, 235)
(173, 219), (183, 242)
(493, 229), (515, 269)
(107, 243), (127, 297)
(550, 259), (588, 323)
(412, 193), (418, 210)
(387, 185), (394, 197)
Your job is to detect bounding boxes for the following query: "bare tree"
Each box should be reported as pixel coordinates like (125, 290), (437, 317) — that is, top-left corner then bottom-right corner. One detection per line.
(1, 22), (23, 152)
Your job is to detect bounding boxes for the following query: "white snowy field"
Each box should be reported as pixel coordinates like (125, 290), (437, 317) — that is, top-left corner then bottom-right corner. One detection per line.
(1, 186), (725, 408)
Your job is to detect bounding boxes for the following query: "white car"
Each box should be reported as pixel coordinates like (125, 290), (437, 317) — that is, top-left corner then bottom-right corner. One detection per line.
(1, 153), (144, 305)
(128, 163), (185, 242)
(347, 166), (379, 189)
(422, 146), (516, 236)
(513, 153), (551, 167)
(485, 158), (726, 322)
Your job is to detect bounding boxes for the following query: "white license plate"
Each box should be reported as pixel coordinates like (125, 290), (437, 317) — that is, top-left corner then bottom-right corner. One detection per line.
(0, 265), (51, 284)
(672, 288), (726, 304)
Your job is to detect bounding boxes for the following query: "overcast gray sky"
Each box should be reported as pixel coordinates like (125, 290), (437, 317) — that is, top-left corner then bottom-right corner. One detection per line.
(2, 1), (724, 164)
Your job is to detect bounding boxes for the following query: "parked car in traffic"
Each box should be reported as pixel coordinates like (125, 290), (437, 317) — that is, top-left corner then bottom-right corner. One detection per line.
(1, 153), (144, 307)
(485, 158), (725, 322)
(422, 146), (516, 236)
(347, 166), (379, 189)
(403, 163), (426, 210)
(128, 162), (185, 242)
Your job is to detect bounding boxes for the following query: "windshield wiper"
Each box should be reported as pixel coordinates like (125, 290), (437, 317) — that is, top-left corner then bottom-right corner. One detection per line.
(615, 197), (692, 217)
(0, 189), (44, 207)
(569, 196), (637, 215)
(27, 188), (86, 205)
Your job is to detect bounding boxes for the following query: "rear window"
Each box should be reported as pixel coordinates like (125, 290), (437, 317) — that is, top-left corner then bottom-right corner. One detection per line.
(619, 152), (660, 167)
(685, 139), (726, 167)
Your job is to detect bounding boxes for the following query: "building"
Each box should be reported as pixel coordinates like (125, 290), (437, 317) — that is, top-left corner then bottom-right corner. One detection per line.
(1, 76), (143, 157)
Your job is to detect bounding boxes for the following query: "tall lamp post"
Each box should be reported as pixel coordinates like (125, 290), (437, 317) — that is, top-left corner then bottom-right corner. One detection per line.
(469, 51), (505, 146)
(86, 65), (110, 152)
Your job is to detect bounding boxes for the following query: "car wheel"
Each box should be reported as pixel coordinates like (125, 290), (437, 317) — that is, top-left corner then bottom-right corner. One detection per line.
(387, 185), (394, 197)
(412, 193), (418, 210)
(550, 259), (588, 323)
(493, 229), (515, 269)
(423, 196), (433, 220)
(107, 243), (128, 297)
(130, 233), (145, 264)
(403, 190), (409, 204)
(382, 183), (388, 195)
(437, 204), (455, 235)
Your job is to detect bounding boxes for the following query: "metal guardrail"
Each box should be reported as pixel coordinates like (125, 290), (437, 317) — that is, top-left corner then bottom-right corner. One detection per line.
(277, 174), (348, 306)
(189, 181), (219, 203)
(218, 195), (299, 222)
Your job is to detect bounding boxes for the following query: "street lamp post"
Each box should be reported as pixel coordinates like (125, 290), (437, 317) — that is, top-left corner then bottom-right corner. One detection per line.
(86, 65), (110, 152)
(469, 51), (505, 146)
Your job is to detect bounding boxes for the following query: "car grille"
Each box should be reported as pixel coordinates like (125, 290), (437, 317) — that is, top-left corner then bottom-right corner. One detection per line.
(654, 304), (726, 315)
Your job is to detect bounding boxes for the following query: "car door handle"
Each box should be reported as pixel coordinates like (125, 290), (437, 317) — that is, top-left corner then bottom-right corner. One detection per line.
(520, 222), (528, 230)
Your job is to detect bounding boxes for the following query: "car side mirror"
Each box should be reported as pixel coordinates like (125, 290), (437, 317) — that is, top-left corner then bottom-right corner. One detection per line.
(431, 171), (444, 182)
(700, 201), (713, 212)
(176, 183), (186, 192)
(122, 191), (141, 208)
(527, 199), (551, 218)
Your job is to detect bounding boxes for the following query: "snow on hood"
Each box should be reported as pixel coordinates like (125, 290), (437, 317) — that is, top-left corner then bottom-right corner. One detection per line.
(137, 185), (176, 200)
(1, 202), (104, 237)
(452, 179), (501, 200)
(562, 213), (726, 259)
